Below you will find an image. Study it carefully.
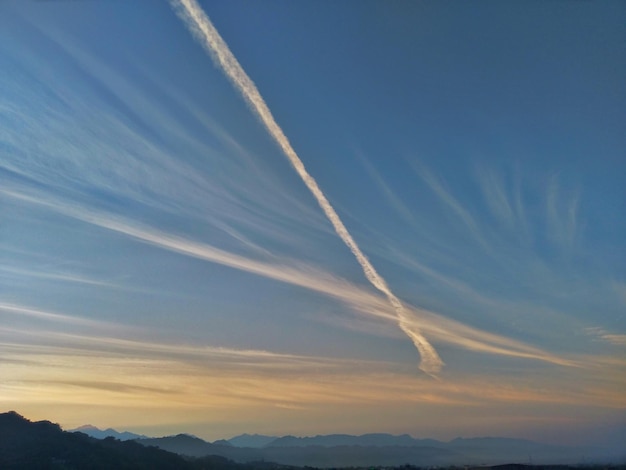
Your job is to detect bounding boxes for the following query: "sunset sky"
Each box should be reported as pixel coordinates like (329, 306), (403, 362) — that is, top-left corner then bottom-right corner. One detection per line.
(1, 0), (624, 447)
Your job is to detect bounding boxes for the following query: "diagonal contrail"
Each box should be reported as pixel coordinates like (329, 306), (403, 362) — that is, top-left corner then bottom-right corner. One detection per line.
(170, 0), (443, 375)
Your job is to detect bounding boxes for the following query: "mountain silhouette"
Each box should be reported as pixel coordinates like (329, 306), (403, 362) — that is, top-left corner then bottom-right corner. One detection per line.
(5, 411), (622, 468)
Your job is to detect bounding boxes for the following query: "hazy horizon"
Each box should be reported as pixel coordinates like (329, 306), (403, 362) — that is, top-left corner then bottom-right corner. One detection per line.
(57, 422), (623, 450)
(1, 0), (624, 450)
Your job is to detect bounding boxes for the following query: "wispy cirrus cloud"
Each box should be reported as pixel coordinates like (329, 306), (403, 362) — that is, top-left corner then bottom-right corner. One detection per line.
(0, 20), (328, 262)
(546, 175), (581, 251)
(409, 161), (484, 246)
(585, 327), (626, 347)
(601, 335), (626, 346)
(474, 166), (516, 230)
(2, 186), (577, 369)
(0, 265), (114, 288)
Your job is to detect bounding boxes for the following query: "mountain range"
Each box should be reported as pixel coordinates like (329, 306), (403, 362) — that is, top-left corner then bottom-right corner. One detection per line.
(133, 432), (622, 467)
(6, 410), (622, 468)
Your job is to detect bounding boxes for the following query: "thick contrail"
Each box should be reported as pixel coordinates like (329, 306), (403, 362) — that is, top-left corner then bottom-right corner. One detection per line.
(170, 0), (443, 375)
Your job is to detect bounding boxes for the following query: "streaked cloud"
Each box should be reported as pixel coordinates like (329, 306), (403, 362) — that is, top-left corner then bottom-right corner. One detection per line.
(585, 327), (626, 347)
(0, 303), (117, 330)
(546, 175), (580, 251)
(409, 161), (484, 245)
(474, 166), (515, 230)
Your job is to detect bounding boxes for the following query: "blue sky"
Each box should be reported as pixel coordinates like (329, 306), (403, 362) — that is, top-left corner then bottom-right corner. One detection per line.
(1, 0), (624, 447)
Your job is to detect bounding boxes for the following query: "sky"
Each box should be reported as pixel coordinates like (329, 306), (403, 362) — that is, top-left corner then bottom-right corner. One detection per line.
(0, 0), (625, 448)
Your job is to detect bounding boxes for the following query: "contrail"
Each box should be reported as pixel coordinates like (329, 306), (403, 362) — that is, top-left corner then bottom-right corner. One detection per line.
(170, 0), (443, 375)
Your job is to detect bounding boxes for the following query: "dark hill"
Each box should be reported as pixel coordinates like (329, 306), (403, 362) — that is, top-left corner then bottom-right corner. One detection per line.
(0, 411), (296, 469)
(0, 411), (192, 469)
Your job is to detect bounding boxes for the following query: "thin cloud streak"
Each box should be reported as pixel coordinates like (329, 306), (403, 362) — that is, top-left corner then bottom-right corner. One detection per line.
(0, 303), (119, 330)
(475, 167), (515, 229)
(170, 0), (442, 375)
(0, 327), (399, 380)
(585, 327), (626, 347)
(0, 265), (115, 288)
(546, 175), (580, 251)
(411, 162), (483, 245)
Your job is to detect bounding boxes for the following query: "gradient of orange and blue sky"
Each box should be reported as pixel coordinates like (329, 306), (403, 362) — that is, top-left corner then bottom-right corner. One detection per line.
(1, 0), (625, 447)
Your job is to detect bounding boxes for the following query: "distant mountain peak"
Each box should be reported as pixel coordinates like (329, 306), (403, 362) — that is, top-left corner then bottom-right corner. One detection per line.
(173, 433), (204, 441)
(73, 424), (98, 431)
(212, 439), (233, 446)
(227, 433), (279, 448)
(68, 423), (147, 441)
